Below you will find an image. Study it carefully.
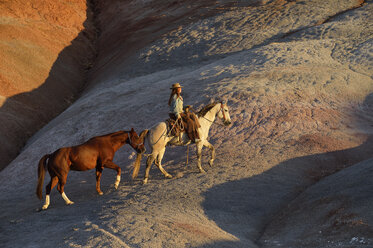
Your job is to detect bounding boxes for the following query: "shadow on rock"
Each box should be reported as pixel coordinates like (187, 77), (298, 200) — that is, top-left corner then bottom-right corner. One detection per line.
(0, 2), (97, 171)
(198, 93), (373, 247)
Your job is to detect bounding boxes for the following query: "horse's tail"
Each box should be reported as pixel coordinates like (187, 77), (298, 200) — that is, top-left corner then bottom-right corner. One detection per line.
(36, 154), (49, 200)
(132, 129), (149, 179)
(132, 152), (142, 179)
(139, 129), (149, 142)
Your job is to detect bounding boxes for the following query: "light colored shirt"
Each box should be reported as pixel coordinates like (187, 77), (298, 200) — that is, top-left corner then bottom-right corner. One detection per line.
(170, 94), (183, 118)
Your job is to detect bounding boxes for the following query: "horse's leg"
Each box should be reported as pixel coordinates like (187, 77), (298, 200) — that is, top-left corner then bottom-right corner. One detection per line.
(57, 173), (74, 205)
(103, 161), (121, 189)
(196, 142), (206, 173)
(95, 167), (104, 195)
(155, 148), (172, 179)
(144, 154), (156, 184)
(42, 176), (58, 210)
(203, 140), (215, 167)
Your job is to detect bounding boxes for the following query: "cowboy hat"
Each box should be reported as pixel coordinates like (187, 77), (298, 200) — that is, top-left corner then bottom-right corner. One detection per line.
(170, 83), (183, 89)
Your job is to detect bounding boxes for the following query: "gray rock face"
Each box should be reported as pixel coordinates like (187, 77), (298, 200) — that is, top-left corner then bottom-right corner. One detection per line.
(0, 1), (372, 247)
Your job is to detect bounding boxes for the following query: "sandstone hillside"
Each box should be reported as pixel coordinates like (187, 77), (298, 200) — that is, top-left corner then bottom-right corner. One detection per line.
(0, 0), (96, 170)
(0, 1), (372, 247)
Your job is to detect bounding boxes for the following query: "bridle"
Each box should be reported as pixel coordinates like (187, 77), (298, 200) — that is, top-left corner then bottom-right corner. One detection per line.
(128, 132), (144, 150)
(201, 103), (227, 127)
(220, 103), (227, 122)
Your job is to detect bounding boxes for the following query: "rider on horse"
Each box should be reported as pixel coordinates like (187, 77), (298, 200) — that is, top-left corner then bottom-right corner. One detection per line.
(168, 83), (201, 143)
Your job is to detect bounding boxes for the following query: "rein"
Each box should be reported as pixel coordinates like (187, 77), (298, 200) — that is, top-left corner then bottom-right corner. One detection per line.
(201, 116), (226, 127)
(201, 103), (226, 127)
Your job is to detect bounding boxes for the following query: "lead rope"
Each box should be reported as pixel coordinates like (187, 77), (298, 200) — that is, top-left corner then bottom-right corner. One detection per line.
(148, 118), (178, 148)
(141, 121), (177, 158)
(186, 145), (189, 166)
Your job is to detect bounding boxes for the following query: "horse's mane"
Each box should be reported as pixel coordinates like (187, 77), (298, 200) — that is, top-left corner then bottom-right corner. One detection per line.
(94, 131), (128, 139)
(109, 131), (130, 145)
(197, 102), (219, 117)
(110, 131), (128, 138)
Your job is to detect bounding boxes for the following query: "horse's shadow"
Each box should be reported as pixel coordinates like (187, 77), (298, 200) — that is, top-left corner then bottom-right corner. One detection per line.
(0, 2), (96, 171)
(197, 93), (373, 247)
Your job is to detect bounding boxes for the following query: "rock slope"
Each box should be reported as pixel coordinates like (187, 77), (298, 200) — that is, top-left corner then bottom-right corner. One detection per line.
(0, 0), (372, 247)
(0, 0), (96, 170)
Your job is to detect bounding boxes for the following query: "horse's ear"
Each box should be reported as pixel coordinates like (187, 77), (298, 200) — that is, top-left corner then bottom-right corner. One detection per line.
(130, 128), (135, 133)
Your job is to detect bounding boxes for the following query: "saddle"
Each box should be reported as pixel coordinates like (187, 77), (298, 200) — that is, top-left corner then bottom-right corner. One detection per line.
(166, 114), (185, 137)
(166, 106), (201, 142)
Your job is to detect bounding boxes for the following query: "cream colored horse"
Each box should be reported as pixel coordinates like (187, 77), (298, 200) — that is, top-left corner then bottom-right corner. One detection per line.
(133, 101), (232, 184)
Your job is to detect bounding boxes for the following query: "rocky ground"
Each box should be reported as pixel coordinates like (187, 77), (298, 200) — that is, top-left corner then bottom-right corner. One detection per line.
(0, 0), (97, 170)
(0, 0), (372, 247)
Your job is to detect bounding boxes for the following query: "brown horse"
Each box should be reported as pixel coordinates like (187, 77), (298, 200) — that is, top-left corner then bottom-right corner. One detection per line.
(36, 128), (147, 210)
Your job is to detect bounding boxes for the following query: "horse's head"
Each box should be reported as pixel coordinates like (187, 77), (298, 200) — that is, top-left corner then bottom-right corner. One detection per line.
(128, 128), (147, 153)
(217, 100), (232, 126)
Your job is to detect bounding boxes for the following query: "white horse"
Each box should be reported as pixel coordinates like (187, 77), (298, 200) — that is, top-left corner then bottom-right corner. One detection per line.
(133, 101), (232, 184)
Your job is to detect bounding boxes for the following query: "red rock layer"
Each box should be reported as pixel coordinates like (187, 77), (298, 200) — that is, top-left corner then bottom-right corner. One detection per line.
(0, 0), (96, 170)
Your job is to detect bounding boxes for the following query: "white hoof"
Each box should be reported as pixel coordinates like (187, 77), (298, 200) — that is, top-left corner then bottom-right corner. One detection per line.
(42, 195), (50, 210)
(114, 176), (120, 189)
(209, 160), (214, 167)
(143, 178), (148, 184)
(165, 174), (173, 179)
(62, 192), (74, 205)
